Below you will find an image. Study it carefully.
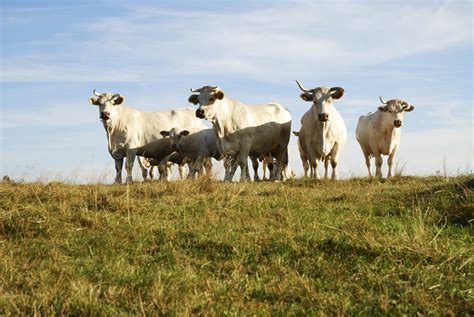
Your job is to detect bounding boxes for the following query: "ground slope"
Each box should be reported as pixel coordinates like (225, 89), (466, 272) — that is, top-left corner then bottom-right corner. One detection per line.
(1, 176), (473, 315)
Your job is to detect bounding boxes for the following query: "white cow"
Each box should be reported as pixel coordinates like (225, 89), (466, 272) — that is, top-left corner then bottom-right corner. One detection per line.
(356, 96), (415, 178)
(295, 81), (347, 179)
(188, 85), (292, 181)
(159, 127), (221, 178)
(89, 90), (205, 183)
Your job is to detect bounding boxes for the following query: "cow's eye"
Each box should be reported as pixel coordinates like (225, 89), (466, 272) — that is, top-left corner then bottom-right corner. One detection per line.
(209, 97), (215, 103)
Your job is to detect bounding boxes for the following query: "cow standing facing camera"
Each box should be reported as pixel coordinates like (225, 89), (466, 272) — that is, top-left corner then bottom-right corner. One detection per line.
(356, 96), (415, 178)
(295, 81), (347, 179)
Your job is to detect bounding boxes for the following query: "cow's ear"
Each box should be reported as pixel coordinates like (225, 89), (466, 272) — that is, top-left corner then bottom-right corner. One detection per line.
(112, 94), (124, 105)
(215, 91), (224, 100)
(292, 131), (300, 136)
(180, 130), (190, 137)
(330, 87), (345, 100)
(89, 96), (100, 106)
(160, 131), (170, 137)
(300, 92), (313, 102)
(188, 94), (199, 105)
(378, 106), (388, 112)
(404, 105), (415, 112)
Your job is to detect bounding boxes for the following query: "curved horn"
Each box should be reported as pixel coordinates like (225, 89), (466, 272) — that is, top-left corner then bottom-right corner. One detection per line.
(190, 85), (220, 93)
(379, 96), (387, 104)
(93, 89), (101, 97)
(295, 80), (312, 93)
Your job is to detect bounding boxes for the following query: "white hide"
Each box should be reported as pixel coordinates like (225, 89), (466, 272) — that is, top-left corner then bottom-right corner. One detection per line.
(356, 97), (415, 178)
(295, 83), (347, 179)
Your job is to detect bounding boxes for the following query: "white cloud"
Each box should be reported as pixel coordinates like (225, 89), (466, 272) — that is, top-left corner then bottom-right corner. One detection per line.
(1, 1), (471, 83)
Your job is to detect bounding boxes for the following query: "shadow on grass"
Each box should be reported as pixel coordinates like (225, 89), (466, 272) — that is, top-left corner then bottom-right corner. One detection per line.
(415, 177), (473, 226)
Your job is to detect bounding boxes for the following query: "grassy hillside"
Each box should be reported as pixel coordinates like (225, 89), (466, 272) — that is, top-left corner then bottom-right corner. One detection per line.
(1, 176), (473, 315)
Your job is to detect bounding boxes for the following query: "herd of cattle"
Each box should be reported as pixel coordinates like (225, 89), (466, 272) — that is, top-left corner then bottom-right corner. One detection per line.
(88, 81), (415, 183)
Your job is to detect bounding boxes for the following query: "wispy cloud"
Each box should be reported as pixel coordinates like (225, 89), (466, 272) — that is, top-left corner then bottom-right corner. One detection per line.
(1, 1), (471, 83)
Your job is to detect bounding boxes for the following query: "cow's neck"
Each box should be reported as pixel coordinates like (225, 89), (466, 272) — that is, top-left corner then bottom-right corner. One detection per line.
(103, 106), (126, 153)
(311, 105), (334, 156)
(210, 98), (237, 139)
(378, 112), (397, 140)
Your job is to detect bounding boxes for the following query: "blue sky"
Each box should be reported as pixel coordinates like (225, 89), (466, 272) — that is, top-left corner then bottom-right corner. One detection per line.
(1, 0), (472, 182)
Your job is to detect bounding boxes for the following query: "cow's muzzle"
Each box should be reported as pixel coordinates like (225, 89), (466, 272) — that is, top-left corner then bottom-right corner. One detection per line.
(394, 120), (402, 128)
(100, 111), (110, 120)
(318, 113), (329, 122)
(196, 109), (205, 119)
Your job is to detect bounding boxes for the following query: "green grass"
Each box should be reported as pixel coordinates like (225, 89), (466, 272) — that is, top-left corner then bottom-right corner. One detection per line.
(1, 176), (473, 315)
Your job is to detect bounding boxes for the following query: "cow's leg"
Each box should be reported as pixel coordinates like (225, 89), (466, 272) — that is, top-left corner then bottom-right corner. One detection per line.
(149, 166), (155, 180)
(125, 150), (137, 183)
(374, 152), (383, 179)
(114, 158), (124, 183)
(204, 158), (213, 175)
(158, 163), (168, 181)
(330, 154), (340, 180)
(271, 150), (286, 181)
(309, 155), (319, 179)
(224, 155), (238, 181)
(365, 154), (372, 178)
(178, 163), (186, 179)
(324, 156), (330, 179)
(329, 144), (342, 180)
(136, 156), (148, 181)
(300, 151), (309, 177)
(303, 159), (309, 177)
(360, 146), (372, 178)
(238, 149), (251, 182)
(306, 142), (319, 179)
(250, 156), (259, 181)
(387, 147), (397, 178)
(230, 158), (239, 180)
(262, 158), (268, 180)
(269, 159), (277, 179)
(167, 164), (172, 181)
(193, 156), (204, 178)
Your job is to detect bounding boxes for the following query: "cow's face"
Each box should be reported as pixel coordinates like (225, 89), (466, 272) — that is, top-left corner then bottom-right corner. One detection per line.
(160, 128), (190, 151)
(89, 91), (124, 125)
(378, 98), (414, 128)
(188, 86), (225, 120)
(296, 82), (344, 122)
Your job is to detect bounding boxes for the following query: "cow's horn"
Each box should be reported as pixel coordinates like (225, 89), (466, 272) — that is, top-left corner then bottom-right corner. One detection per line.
(190, 85), (220, 93)
(93, 89), (101, 97)
(379, 96), (387, 104)
(295, 80), (312, 93)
